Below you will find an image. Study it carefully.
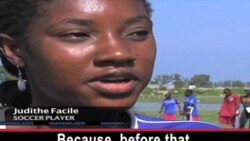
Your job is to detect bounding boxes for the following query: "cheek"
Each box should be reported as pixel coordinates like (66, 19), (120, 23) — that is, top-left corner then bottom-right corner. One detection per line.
(135, 43), (156, 79)
(22, 40), (95, 84)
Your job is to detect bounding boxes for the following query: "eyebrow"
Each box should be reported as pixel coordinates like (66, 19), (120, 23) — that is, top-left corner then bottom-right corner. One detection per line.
(124, 15), (153, 26)
(47, 15), (152, 30)
(46, 18), (94, 30)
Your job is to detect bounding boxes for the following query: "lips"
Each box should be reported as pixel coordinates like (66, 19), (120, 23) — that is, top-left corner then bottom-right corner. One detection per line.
(88, 72), (138, 96)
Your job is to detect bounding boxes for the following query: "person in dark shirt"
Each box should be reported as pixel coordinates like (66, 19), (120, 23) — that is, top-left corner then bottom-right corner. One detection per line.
(239, 89), (250, 128)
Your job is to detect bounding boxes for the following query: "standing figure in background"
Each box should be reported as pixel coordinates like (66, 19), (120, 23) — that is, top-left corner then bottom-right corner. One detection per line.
(219, 88), (241, 128)
(159, 91), (181, 120)
(239, 89), (250, 128)
(182, 89), (199, 121)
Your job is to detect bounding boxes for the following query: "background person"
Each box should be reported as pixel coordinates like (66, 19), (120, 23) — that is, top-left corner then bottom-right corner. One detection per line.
(219, 88), (241, 128)
(159, 91), (181, 120)
(239, 89), (250, 128)
(182, 89), (199, 121)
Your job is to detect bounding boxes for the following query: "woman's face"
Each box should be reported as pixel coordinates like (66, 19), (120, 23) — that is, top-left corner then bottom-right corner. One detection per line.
(20, 0), (156, 107)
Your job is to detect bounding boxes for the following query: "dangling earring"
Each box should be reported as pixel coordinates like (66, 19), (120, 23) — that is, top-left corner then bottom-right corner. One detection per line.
(17, 65), (27, 92)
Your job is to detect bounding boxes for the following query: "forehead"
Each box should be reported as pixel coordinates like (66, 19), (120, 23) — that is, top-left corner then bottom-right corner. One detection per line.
(38, 0), (147, 19)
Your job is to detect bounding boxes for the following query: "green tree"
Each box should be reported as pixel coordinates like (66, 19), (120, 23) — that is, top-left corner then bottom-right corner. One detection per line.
(153, 74), (172, 85)
(190, 74), (211, 88)
(172, 73), (185, 88)
(232, 80), (244, 88)
(223, 80), (244, 88)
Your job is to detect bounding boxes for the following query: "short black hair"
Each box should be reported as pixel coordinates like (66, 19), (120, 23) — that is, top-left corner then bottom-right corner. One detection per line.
(0, 0), (38, 37)
(223, 88), (231, 93)
(185, 89), (193, 95)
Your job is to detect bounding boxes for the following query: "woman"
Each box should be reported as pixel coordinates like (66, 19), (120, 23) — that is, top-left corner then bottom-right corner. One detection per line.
(0, 0), (155, 107)
(219, 88), (241, 128)
(0, 0), (219, 128)
(159, 92), (181, 120)
(182, 89), (199, 121)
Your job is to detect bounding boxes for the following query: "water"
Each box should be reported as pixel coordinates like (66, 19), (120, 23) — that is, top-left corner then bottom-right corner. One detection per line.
(133, 102), (222, 111)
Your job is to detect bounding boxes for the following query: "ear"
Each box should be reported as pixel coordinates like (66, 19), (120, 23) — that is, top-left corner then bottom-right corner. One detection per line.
(0, 33), (25, 67)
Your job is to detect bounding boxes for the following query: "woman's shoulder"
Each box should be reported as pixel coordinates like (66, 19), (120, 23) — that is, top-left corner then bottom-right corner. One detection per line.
(131, 113), (221, 129)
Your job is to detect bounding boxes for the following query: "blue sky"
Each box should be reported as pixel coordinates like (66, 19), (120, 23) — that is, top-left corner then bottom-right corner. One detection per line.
(150, 0), (250, 82)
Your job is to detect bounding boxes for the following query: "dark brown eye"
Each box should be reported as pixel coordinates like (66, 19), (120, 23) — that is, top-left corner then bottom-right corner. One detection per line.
(127, 29), (150, 41)
(58, 32), (90, 42)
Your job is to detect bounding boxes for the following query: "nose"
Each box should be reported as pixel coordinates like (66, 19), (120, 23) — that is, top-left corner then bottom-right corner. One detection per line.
(94, 33), (136, 67)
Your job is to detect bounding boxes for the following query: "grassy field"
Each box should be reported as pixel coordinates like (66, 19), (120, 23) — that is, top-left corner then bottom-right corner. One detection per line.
(131, 88), (249, 128)
(132, 87), (250, 128)
(133, 109), (242, 128)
